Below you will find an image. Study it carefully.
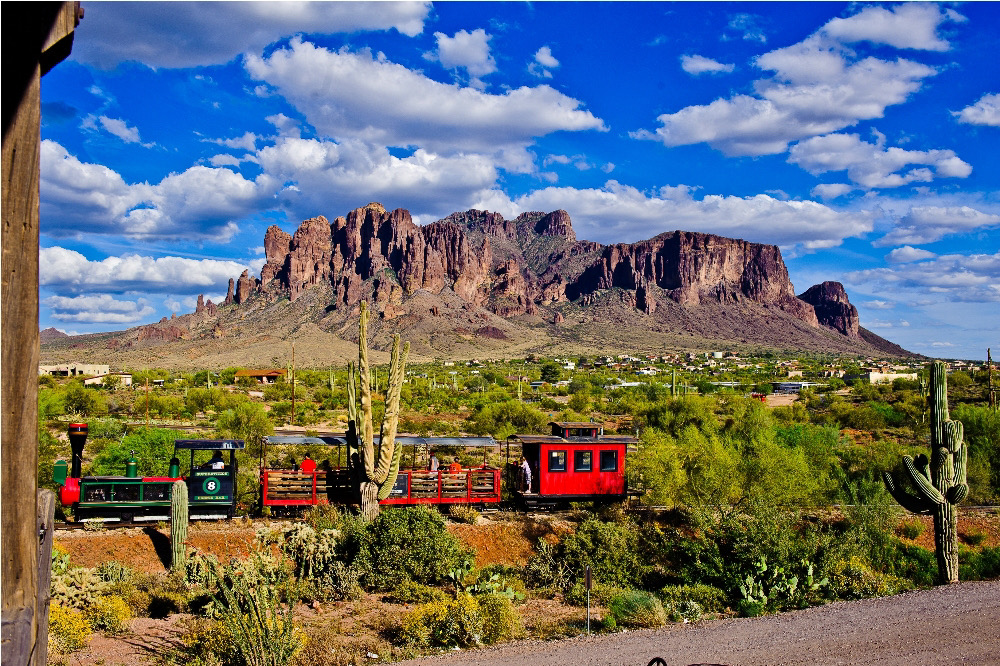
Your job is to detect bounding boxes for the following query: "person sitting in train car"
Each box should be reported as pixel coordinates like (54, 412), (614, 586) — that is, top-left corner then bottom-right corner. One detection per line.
(448, 457), (462, 473)
(204, 450), (225, 470)
(429, 450), (439, 472)
(300, 454), (317, 474)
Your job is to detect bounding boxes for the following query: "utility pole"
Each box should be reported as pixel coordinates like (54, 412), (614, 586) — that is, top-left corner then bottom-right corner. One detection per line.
(145, 377), (150, 428)
(989, 348), (996, 411)
(290, 343), (295, 426)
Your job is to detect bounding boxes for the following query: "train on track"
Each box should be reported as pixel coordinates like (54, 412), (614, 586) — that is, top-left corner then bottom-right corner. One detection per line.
(53, 421), (639, 523)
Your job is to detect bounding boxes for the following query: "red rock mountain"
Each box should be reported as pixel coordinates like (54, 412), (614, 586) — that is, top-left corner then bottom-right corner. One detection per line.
(77, 202), (909, 359)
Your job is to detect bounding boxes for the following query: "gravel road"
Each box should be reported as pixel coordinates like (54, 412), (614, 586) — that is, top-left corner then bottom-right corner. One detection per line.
(395, 580), (1000, 666)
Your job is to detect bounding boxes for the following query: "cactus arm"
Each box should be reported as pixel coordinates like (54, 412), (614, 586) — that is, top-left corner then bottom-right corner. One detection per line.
(902, 455), (946, 505)
(377, 442), (402, 501)
(947, 421), (968, 503)
(373, 337), (409, 484)
(358, 302), (375, 481)
(883, 471), (932, 514)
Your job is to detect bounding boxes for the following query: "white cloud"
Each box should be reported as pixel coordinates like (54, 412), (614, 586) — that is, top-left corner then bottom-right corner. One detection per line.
(529, 46), (560, 78)
(819, 4), (960, 51)
(43, 294), (156, 324)
(875, 206), (1000, 246)
(245, 39), (605, 164)
(727, 14), (767, 43)
(426, 29), (496, 88)
(72, 1), (432, 68)
(40, 246), (252, 294)
(205, 132), (258, 151)
(887, 246), (938, 263)
(953, 93), (1000, 127)
(788, 132), (971, 189)
(680, 55), (735, 75)
(255, 137), (500, 220)
(811, 183), (854, 200)
(209, 154), (243, 167)
(471, 180), (873, 250)
(41, 140), (275, 240)
(863, 300), (896, 309)
(847, 251), (1000, 303)
(635, 4), (958, 157)
(84, 115), (152, 146)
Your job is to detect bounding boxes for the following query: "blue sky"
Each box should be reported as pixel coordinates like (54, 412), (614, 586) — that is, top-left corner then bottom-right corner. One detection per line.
(39, 2), (999, 360)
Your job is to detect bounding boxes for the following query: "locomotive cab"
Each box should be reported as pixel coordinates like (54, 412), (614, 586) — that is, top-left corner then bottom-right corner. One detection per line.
(176, 439), (245, 519)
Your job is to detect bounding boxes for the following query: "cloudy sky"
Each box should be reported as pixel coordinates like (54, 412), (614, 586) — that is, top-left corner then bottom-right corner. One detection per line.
(40, 2), (998, 360)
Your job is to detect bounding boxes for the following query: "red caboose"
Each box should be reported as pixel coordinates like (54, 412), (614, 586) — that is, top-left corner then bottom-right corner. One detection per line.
(509, 422), (637, 509)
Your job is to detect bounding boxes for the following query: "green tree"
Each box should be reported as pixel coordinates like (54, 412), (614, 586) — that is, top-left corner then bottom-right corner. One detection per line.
(631, 429), (684, 506)
(216, 401), (273, 454)
(540, 362), (561, 383)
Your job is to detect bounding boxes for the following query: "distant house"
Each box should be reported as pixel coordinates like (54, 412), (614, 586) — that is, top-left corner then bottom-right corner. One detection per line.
(39, 363), (109, 377)
(235, 368), (287, 384)
(83, 372), (132, 387)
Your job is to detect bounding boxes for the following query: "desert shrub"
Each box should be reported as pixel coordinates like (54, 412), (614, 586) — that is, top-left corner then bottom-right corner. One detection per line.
(961, 530), (987, 547)
(959, 546), (1000, 581)
(111, 571), (190, 618)
(828, 556), (913, 599)
(399, 594), (483, 648)
(84, 595), (133, 634)
(95, 560), (133, 584)
(175, 616), (239, 666)
(553, 517), (644, 590)
(208, 556), (305, 666)
(523, 538), (572, 591)
(605, 590), (666, 629)
(302, 504), (342, 532)
(361, 506), (467, 590)
(186, 552), (222, 588)
(734, 555), (829, 616)
(658, 584), (727, 613)
(466, 400), (547, 438)
(89, 427), (177, 477)
(564, 581), (628, 607)
(897, 518), (926, 540)
(48, 604), (91, 653)
(666, 600), (704, 623)
(51, 565), (107, 610)
(477, 592), (523, 644)
(387, 580), (448, 605)
(448, 504), (480, 524)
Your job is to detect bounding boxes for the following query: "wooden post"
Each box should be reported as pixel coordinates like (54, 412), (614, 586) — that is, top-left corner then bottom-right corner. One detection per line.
(2, 5), (80, 664)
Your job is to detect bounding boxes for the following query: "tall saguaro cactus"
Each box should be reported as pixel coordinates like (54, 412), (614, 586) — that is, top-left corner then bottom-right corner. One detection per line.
(883, 361), (968, 583)
(347, 302), (410, 519)
(170, 480), (188, 572)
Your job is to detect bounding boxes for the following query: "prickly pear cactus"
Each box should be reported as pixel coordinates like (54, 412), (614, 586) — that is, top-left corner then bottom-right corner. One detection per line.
(883, 361), (967, 583)
(170, 480), (188, 572)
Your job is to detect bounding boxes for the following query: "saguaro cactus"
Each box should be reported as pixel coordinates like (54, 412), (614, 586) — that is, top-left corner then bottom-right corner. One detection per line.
(347, 302), (410, 519)
(170, 479), (188, 572)
(883, 361), (968, 583)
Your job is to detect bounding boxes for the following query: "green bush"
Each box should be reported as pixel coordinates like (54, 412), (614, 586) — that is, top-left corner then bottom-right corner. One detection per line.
(658, 584), (727, 613)
(605, 589), (666, 628)
(552, 517), (644, 590)
(387, 580), (448, 605)
(399, 594), (484, 648)
(448, 504), (480, 524)
(959, 546), (1000, 581)
(84, 595), (133, 634)
(828, 556), (913, 599)
(897, 518), (925, 540)
(477, 592), (523, 644)
(48, 604), (91, 653)
(360, 507), (467, 591)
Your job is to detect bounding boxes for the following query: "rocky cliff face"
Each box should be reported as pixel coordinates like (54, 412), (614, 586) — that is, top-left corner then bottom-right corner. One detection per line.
(798, 281), (860, 337)
(200, 202), (876, 343)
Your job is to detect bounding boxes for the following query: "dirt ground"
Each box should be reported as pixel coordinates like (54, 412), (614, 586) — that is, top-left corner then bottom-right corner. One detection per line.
(51, 510), (1000, 665)
(393, 580), (1000, 666)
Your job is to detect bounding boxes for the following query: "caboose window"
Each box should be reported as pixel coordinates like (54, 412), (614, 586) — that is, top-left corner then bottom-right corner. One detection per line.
(548, 450), (567, 472)
(574, 450), (592, 472)
(599, 450), (618, 472)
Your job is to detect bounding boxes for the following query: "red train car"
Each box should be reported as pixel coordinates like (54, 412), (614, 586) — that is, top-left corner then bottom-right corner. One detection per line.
(508, 422), (638, 509)
(260, 435), (502, 511)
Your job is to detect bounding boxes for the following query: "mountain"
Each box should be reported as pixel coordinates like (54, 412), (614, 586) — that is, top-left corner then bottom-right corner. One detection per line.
(40, 203), (914, 368)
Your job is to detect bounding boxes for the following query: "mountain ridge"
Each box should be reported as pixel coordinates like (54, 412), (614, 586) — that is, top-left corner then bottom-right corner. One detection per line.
(40, 203), (916, 368)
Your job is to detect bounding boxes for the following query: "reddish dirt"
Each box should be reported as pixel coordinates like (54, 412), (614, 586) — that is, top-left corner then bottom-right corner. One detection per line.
(448, 515), (572, 567)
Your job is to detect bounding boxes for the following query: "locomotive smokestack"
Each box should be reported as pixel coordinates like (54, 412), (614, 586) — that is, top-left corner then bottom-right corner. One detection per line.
(68, 422), (88, 478)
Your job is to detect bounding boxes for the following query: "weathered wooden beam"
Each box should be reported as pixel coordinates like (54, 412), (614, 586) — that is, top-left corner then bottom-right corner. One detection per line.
(2, 3), (79, 664)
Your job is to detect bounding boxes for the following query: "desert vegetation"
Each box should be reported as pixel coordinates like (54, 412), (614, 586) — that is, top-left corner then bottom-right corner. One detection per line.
(40, 352), (1000, 663)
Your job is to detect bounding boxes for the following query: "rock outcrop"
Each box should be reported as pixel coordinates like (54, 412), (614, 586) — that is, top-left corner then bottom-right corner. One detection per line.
(799, 281), (860, 337)
(203, 202), (879, 344)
